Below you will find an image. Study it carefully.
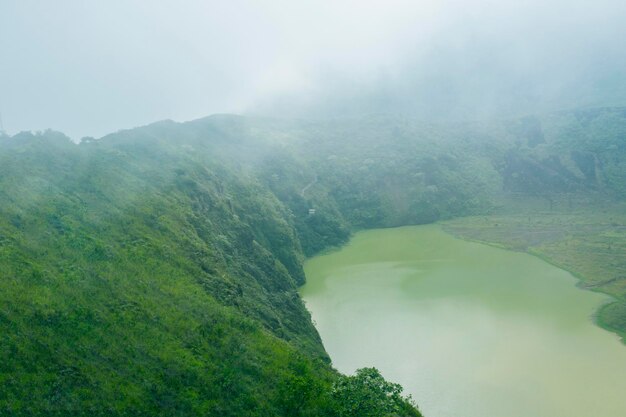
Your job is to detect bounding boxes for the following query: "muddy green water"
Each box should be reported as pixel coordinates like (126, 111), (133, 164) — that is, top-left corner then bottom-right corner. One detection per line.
(301, 225), (626, 417)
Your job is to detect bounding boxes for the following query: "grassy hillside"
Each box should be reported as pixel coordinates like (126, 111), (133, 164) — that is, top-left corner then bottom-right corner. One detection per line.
(0, 128), (420, 416)
(1, 106), (624, 415)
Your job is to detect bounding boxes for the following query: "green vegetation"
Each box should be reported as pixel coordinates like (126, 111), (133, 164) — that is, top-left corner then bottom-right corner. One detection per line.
(1, 106), (625, 415)
(0, 123), (420, 415)
(332, 368), (421, 417)
(442, 206), (626, 342)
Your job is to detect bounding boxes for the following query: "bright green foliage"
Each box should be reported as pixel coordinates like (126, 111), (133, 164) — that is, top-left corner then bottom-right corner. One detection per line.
(0, 122), (421, 416)
(331, 368), (422, 417)
(0, 106), (625, 415)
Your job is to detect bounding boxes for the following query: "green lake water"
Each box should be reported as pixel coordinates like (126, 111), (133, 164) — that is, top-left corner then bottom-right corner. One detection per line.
(301, 225), (626, 417)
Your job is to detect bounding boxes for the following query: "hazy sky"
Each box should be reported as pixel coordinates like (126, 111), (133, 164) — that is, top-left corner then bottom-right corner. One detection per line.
(1, 0), (625, 139)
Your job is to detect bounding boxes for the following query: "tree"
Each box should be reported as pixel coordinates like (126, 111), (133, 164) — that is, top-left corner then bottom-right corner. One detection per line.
(331, 368), (421, 417)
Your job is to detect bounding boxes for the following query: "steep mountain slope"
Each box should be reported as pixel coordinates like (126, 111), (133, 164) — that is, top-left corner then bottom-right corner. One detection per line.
(0, 128), (422, 416)
(1, 106), (625, 415)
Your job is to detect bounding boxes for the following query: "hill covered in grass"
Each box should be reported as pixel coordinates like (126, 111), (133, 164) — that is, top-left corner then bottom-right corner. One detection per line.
(1, 106), (625, 415)
(0, 119), (426, 416)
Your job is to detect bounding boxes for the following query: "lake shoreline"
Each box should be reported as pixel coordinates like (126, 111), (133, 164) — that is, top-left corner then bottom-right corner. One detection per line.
(440, 216), (626, 343)
(301, 224), (626, 417)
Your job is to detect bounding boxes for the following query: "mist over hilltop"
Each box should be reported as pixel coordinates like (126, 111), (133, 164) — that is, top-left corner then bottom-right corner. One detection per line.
(1, 0), (625, 139)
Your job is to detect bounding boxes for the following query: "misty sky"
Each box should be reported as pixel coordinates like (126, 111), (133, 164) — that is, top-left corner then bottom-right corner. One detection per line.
(1, 0), (626, 139)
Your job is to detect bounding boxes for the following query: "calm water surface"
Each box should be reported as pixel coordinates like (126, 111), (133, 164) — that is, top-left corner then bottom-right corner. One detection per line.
(301, 225), (626, 417)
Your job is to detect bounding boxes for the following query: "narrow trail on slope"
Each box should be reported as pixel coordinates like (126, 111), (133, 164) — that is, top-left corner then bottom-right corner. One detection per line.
(301, 174), (318, 197)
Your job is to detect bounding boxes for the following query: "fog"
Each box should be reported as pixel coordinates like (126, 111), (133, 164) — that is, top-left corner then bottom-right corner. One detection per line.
(1, 0), (625, 139)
